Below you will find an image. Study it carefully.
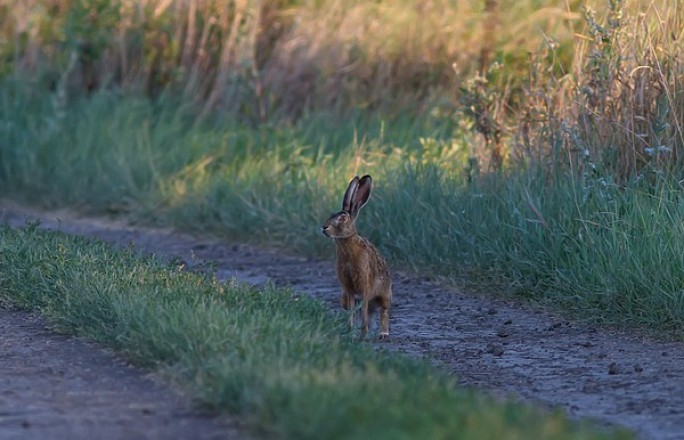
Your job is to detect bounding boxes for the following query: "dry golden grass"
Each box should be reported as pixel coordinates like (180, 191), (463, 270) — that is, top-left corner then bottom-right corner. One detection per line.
(509, 0), (684, 180)
(1, 0), (681, 177)
(0, 0), (581, 115)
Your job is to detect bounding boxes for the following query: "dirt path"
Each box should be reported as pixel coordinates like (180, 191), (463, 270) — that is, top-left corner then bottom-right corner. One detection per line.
(0, 308), (242, 440)
(2, 203), (684, 440)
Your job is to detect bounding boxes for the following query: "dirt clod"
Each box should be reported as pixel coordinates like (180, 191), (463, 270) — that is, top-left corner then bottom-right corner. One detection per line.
(546, 322), (562, 331)
(608, 362), (620, 375)
(486, 343), (505, 356)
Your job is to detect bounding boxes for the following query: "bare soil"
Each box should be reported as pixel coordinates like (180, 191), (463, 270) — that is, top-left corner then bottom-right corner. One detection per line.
(2, 202), (684, 440)
(0, 308), (243, 440)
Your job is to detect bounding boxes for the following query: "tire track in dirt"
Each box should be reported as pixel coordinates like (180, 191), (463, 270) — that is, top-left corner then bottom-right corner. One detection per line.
(2, 203), (684, 440)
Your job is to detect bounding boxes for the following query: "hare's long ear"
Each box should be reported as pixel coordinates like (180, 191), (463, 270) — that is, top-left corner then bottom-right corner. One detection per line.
(350, 174), (372, 219)
(342, 176), (360, 213)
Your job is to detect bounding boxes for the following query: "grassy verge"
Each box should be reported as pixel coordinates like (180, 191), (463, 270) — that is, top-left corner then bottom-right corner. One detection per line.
(0, 225), (630, 439)
(2, 85), (684, 335)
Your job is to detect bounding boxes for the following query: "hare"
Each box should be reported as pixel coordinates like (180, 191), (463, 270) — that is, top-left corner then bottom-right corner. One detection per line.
(321, 175), (392, 339)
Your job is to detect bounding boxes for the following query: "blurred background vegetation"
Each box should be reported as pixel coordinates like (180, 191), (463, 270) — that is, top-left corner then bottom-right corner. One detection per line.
(2, 0), (681, 175)
(2, 0), (580, 117)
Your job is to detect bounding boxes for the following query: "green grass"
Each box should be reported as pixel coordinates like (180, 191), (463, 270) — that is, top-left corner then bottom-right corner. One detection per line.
(0, 224), (630, 440)
(2, 84), (684, 335)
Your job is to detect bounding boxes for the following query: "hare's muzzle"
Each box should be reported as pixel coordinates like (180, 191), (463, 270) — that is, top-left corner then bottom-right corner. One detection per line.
(321, 225), (331, 237)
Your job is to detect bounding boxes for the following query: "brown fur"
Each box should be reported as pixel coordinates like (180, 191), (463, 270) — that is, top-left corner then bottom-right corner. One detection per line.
(321, 175), (392, 338)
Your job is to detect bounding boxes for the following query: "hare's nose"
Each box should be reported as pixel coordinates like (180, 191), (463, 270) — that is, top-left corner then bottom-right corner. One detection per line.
(321, 226), (329, 236)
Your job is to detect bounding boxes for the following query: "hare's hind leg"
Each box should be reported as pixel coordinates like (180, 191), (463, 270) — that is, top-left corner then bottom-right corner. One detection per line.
(379, 308), (390, 339)
(360, 296), (370, 338)
(379, 288), (391, 340)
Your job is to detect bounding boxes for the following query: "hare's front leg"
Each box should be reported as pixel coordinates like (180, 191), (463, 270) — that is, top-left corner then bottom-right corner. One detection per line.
(340, 290), (355, 329)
